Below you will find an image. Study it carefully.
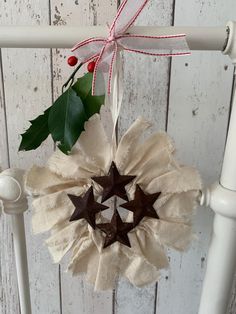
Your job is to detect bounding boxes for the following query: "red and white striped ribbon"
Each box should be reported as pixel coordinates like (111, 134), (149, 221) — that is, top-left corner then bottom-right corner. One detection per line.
(72, 0), (190, 96)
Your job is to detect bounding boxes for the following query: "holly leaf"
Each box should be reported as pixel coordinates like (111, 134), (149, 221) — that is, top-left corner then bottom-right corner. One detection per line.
(19, 107), (51, 151)
(48, 87), (87, 154)
(72, 72), (93, 100)
(19, 72), (105, 154)
(72, 73), (105, 116)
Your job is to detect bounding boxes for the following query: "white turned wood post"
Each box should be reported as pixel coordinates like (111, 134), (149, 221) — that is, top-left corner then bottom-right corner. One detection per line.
(0, 169), (31, 314)
(198, 21), (236, 314)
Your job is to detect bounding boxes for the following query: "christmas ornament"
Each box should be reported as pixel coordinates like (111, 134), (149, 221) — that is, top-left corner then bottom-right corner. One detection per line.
(25, 115), (201, 290)
(20, 0), (199, 293)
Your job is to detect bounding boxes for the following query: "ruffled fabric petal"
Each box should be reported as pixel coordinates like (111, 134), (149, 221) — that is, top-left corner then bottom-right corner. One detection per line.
(129, 227), (169, 269)
(32, 186), (85, 234)
(146, 166), (202, 194)
(47, 148), (98, 181)
(115, 117), (151, 172)
(125, 131), (175, 174)
(157, 191), (199, 224)
(67, 232), (119, 291)
(26, 165), (78, 195)
(46, 220), (87, 263)
(120, 245), (160, 287)
(134, 149), (176, 186)
(145, 219), (193, 251)
(77, 114), (112, 172)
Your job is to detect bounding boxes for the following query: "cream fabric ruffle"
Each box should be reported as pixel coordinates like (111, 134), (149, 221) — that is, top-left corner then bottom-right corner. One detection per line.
(25, 114), (201, 290)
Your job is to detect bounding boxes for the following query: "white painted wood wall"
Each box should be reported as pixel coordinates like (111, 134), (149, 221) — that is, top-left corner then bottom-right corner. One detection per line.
(0, 1), (236, 313)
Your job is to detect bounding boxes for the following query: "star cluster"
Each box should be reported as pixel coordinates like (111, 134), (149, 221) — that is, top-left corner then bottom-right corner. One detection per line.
(68, 162), (161, 249)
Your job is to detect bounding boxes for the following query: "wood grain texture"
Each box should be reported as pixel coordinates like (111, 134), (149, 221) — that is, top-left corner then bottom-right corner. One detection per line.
(228, 260), (236, 314)
(49, 1), (117, 313)
(0, 1), (60, 313)
(0, 51), (19, 314)
(116, 1), (174, 314)
(156, 1), (236, 314)
(0, 52), (9, 170)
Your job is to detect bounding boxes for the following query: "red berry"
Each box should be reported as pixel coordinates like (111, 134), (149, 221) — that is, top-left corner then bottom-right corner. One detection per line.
(67, 56), (78, 67)
(87, 60), (96, 73)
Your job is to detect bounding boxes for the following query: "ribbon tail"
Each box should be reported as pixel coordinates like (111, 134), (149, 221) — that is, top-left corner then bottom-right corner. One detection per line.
(107, 42), (118, 95)
(91, 46), (107, 96)
(118, 34), (190, 56)
(92, 42), (118, 96)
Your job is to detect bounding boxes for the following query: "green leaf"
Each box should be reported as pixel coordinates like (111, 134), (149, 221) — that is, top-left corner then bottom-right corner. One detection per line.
(19, 107), (51, 151)
(48, 87), (87, 154)
(19, 72), (105, 154)
(83, 93), (105, 116)
(72, 72), (93, 101)
(72, 73), (105, 117)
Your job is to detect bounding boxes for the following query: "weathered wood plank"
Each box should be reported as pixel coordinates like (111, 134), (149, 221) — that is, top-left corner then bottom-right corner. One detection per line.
(116, 1), (174, 314)
(156, 1), (236, 313)
(0, 52), (9, 170)
(0, 1), (60, 313)
(228, 261), (236, 314)
(0, 50), (20, 314)
(49, 1), (117, 313)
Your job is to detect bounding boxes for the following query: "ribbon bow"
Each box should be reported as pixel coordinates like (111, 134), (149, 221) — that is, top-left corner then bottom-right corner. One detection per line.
(72, 0), (190, 95)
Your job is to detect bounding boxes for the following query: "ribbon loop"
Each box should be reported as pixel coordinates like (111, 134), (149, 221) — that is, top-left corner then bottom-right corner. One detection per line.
(109, 0), (150, 36)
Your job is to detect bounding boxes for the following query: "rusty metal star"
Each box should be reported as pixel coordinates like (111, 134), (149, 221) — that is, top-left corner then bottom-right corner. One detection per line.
(121, 185), (161, 226)
(97, 209), (134, 248)
(92, 161), (136, 202)
(68, 186), (109, 229)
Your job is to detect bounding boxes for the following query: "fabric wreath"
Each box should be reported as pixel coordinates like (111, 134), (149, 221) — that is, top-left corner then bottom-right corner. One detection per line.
(25, 114), (201, 291)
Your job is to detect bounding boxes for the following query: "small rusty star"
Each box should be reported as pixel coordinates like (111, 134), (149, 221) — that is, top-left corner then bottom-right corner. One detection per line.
(92, 161), (136, 202)
(68, 186), (109, 229)
(97, 209), (134, 248)
(121, 185), (161, 226)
